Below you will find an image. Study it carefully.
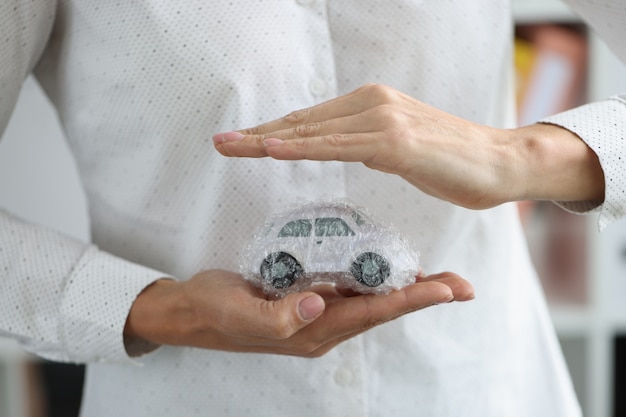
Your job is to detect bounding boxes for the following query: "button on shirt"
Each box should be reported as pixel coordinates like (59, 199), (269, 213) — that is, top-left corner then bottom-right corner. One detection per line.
(1, 1), (625, 416)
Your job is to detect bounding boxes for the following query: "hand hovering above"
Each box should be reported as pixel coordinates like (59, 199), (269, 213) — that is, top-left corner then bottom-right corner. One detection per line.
(214, 84), (604, 209)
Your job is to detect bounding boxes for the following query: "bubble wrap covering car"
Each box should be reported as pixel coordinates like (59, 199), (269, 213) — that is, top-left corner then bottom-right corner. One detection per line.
(241, 201), (420, 297)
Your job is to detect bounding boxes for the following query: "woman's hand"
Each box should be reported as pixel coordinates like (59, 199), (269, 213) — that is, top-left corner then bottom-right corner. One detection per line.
(124, 269), (474, 357)
(214, 84), (604, 208)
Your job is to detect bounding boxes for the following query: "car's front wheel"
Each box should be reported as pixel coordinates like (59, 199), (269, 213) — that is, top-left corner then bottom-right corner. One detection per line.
(260, 252), (303, 289)
(350, 252), (390, 287)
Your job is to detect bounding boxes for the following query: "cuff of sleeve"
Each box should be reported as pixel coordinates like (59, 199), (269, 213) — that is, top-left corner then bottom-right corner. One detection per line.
(540, 96), (626, 230)
(59, 246), (174, 365)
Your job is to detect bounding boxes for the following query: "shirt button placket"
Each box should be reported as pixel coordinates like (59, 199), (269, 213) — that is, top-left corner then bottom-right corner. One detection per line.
(329, 339), (365, 415)
(296, 0), (333, 101)
(333, 340), (362, 389)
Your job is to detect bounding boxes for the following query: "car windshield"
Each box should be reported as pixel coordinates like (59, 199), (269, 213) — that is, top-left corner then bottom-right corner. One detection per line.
(278, 219), (312, 237)
(351, 210), (368, 226)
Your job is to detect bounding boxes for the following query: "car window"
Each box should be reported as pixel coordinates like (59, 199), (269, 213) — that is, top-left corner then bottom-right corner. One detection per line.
(278, 219), (312, 237)
(315, 217), (355, 237)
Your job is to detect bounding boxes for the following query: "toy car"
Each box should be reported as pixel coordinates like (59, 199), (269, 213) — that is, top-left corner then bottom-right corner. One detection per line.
(241, 201), (420, 297)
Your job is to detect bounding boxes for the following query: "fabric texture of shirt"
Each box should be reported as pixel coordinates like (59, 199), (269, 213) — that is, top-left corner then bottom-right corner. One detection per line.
(1, 0), (625, 416)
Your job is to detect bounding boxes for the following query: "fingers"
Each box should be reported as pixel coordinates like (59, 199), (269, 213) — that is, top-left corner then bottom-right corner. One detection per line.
(179, 269), (474, 358)
(251, 273), (472, 346)
(212, 131), (268, 158)
(215, 112), (388, 163)
(326, 280), (456, 331)
(193, 270), (474, 357)
(304, 275), (474, 356)
(292, 279), (463, 357)
(240, 86), (371, 135)
(240, 278), (453, 341)
(418, 272), (475, 301)
(258, 292), (326, 339)
(264, 131), (386, 163)
(212, 96), (358, 157)
(222, 290), (326, 341)
(212, 85), (384, 158)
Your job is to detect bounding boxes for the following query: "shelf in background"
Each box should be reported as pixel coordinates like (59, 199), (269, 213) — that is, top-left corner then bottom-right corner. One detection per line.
(550, 307), (593, 336)
(513, 0), (579, 23)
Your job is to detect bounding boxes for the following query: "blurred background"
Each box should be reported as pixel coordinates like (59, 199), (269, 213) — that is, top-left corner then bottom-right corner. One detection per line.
(2, 0), (626, 416)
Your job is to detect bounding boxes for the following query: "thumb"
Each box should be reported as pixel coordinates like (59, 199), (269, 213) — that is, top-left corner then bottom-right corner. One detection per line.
(259, 292), (325, 339)
(295, 293), (326, 321)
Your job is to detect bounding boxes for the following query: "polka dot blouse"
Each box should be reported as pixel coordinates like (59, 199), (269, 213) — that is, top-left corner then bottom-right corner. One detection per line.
(1, 1), (624, 416)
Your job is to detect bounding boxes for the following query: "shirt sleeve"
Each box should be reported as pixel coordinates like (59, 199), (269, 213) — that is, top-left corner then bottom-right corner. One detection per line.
(0, 1), (171, 364)
(541, 96), (626, 230)
(539, 1), (626, 230)
(0, 1), (55, 130)
(0, 211), (169, 364)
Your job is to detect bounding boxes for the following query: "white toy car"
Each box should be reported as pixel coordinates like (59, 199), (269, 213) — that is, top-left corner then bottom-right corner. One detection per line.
(241, 201), (420, 297)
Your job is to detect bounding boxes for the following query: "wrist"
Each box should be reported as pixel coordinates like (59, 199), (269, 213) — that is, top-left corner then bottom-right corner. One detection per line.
(124, 278), (196, 348)
(507, 123), (605, 203)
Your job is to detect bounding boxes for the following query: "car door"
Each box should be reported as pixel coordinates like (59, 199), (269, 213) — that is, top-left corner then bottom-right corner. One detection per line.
(276, 218), (313, 258)
(313, 217), (355, 271)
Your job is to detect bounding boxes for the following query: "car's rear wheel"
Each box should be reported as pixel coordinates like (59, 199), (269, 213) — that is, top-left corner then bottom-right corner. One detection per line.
(260, 252), (303, 289)
(350, 252), (390, 287)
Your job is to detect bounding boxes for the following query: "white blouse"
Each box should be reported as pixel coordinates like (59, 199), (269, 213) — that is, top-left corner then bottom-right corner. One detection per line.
(1, 0), (624, 416)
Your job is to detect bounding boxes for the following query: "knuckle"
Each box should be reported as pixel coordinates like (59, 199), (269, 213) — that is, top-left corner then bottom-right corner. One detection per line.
(284, 108), (310, 125)
(363, 317), (387, 330)
(362, 83), (396, 103)
(358, 82), (381, 94)
(260, 302), (298, 340)
(268, 319), (297, 340)
(241, 126), (262, 136)
(374, 103), (402, 122)
(360, 297), (389, 330)
(322, 133), (346, 147)
(371, 106), (411, 142)
(355, 311), (385, 332)
(289, 133), (347, 159)
(295, 122), (321, 138)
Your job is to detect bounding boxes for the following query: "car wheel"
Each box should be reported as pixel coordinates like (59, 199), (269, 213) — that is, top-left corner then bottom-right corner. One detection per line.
(260, 252), (303, 289)
(350, 252), (390, 287)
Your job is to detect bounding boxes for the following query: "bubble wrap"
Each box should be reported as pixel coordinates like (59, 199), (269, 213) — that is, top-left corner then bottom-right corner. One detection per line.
(240, 200), (420, 298)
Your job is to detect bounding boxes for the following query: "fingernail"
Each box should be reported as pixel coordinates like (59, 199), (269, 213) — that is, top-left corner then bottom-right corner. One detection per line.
(437, 293), (455, 304)
(213, 132), (245, 144)
(263, 138), (284, 147)
(415, 268), (425, 280)
(298, 295), (325, 321)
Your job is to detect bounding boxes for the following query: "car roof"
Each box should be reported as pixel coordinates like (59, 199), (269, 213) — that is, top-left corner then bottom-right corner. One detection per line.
(273, 202), (372, 222)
